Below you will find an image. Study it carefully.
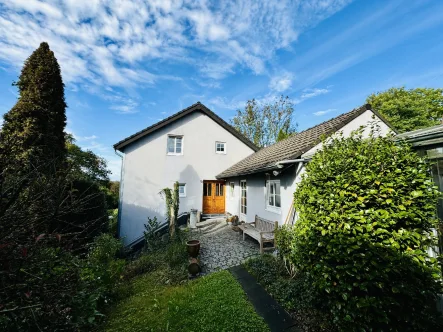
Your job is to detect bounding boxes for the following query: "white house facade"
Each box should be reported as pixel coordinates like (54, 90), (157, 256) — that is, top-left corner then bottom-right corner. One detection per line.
(114, 102), (258, 245)
(217, 104), (394, 226)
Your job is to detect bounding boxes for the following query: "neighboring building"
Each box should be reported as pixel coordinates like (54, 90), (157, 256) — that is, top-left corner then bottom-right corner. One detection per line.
(396, 124), (443, 257)
(114, 102), (258, 245)
(217, 104), (393, 226)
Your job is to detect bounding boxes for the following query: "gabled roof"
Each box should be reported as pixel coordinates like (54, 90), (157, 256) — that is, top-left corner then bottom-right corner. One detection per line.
(113, 102), (259, 152)
(217, 104), (389, 178)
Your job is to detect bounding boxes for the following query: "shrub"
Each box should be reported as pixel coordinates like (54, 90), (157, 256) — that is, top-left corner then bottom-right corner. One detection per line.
(61, 179), (109, 249)
(84, 233), (125, 288)
(109, 208), (119, 237)
(245, 255), (331, 331)
(287, 129), (443, 330)
(122, 254), (156, 280)
(143, 216), (162, 252)
(75, 234), (125, 326)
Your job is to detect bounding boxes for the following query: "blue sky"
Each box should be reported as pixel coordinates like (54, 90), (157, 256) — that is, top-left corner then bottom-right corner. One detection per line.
(1, 0), (443, 179)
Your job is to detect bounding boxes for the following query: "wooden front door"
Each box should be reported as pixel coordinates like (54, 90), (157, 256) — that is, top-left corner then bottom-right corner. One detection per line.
(202, 181), (225, 214)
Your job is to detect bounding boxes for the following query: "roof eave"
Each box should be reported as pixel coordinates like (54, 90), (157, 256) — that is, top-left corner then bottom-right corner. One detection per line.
(113, 102), (259, 152)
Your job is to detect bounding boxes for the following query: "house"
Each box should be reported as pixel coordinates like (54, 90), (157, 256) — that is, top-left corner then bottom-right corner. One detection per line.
(114, 102), (392, 246)
(114, 102), (258, 245)
(216, 104), (393, 225)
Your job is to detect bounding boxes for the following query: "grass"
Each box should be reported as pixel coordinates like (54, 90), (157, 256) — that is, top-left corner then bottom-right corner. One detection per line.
(102, 269), (269, 332)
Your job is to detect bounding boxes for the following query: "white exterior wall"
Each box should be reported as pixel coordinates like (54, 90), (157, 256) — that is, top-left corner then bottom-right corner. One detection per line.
(225, 110), (392, 226)
(302, 110), (391, 158)
(119, 111), (255, 244)
(225, 167), (299, 224)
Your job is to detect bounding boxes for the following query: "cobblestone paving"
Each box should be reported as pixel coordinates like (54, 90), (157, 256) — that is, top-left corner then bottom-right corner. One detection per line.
(193, 225), (261, 274)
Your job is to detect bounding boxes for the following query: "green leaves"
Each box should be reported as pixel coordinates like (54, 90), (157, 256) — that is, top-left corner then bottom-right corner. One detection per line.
(367, 87), (443, 133)
(230, 95), (297, 148)
(284, 129), (443, 330)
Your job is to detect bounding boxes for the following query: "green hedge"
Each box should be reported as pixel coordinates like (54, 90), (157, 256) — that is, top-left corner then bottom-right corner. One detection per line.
(281, 129), (443, 330)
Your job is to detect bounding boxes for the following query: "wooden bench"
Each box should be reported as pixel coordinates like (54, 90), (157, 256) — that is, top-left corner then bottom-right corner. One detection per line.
(239, 215), (278, 253)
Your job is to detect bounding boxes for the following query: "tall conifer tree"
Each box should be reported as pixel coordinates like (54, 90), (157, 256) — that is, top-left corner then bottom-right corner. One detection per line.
(0, 42), (67, 176)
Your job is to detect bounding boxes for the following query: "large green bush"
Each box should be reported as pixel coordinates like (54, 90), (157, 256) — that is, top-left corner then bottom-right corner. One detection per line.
(286, 129), (442, 330)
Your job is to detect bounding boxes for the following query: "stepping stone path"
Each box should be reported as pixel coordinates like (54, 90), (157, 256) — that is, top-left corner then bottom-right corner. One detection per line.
(192, 222), (260, 274)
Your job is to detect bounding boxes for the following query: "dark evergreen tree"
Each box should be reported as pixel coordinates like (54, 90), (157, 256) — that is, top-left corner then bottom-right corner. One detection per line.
(0, 42), (67, 176)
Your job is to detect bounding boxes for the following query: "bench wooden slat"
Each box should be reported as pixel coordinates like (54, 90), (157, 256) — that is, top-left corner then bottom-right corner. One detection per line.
(241, 215), (278, 253)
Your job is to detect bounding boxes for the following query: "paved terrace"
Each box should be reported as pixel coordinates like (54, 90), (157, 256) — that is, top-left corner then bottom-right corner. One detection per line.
(191, 220), (261, 274)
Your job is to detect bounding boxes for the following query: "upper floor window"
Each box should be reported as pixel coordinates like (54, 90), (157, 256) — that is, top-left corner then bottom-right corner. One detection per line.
(179, 184), (186, 197)
(216, 141), (226, 154)
(168, 135), (183, 155)
(266, 180), (281, 213)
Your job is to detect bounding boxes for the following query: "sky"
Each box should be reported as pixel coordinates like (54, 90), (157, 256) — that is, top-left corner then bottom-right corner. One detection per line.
(1, 0), (443, 180)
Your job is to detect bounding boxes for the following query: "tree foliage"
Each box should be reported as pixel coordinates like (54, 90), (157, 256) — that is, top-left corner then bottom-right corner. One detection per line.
(66, 135), (119, 209)
(278, 128), (443, 330)
(367, 87), (443, 133)
(230, 95), (297, 148)
(0, 43), (116, 331)
(0, 42), (67, 177)
(66, 134), (110, 183)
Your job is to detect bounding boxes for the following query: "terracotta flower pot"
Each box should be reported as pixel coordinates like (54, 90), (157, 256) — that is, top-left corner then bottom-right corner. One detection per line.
(186, 240), (200, 258)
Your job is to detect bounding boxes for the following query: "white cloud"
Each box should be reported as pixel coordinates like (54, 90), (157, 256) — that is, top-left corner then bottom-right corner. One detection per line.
(313, 108), (337, 116)
(0, 0), (353, 87)
(208, 96), (246, 110)
(0, 117), (3, 128)
(79, 135), (98, 141)
(110, 100), (139, 114)
(269, 72), (293, 92)
(300, 87), (330, 99)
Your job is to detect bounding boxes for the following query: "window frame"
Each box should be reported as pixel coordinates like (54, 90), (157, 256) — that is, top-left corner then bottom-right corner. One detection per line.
(167, 135), (184, 155)
(266, 180), (281, 214)
(178, 183), (186, 197)
(240, 180), (247, 219)
(215, 141), (227, 154)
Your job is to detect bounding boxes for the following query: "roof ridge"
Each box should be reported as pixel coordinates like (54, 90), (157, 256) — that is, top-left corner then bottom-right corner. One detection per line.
(244, 103), (370, 155)
(113, 102), (259, 151)
(216, 103), (373, 179)
(279, 103), (370, 143)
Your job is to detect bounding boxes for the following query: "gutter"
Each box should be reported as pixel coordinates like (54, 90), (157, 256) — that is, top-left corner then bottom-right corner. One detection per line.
(276, 158), (309, 168)
(217, 158), (311, 179)
(114, 149), (125, 239)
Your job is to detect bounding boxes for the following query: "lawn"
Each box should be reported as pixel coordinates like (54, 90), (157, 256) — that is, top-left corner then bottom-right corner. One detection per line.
(102, 269), (269, 332)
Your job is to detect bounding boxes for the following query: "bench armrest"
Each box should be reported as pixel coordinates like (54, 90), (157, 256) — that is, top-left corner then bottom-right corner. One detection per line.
(259, 230), (275, 235)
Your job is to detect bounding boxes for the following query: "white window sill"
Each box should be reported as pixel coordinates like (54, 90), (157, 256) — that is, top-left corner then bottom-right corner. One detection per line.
(179, 194), (186, 198)
(216, 151), (226, 154)
(266, 206), (282, 215)
(167, 153), (183, 156)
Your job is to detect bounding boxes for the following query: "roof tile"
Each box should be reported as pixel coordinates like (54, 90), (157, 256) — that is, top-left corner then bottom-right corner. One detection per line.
(216, 104), (372, 178)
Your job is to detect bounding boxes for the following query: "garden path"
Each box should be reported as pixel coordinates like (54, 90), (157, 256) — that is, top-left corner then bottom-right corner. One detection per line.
(193, 225), (260, 274)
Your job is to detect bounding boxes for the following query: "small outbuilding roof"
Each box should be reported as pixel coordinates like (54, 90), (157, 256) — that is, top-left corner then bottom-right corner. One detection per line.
(395, 124), (443, 148)
(113, 102), (259, 152)
(216, 104), (390, 178)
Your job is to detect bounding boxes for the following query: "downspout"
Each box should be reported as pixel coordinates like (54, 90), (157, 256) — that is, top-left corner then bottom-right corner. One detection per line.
(114, 149), (125, 239)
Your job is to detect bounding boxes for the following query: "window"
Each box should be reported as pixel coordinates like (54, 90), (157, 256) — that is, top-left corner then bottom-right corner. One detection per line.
(179, 184), (186, 197)
(203, 182), (212, 196)
(240, 180), (247, 215)
(215, 183), (224, 196)
(215, 141), (226, 154)
(266, 180), (281, 213)
(229, 182), (235, 199)
(167, 136), (183, 155)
